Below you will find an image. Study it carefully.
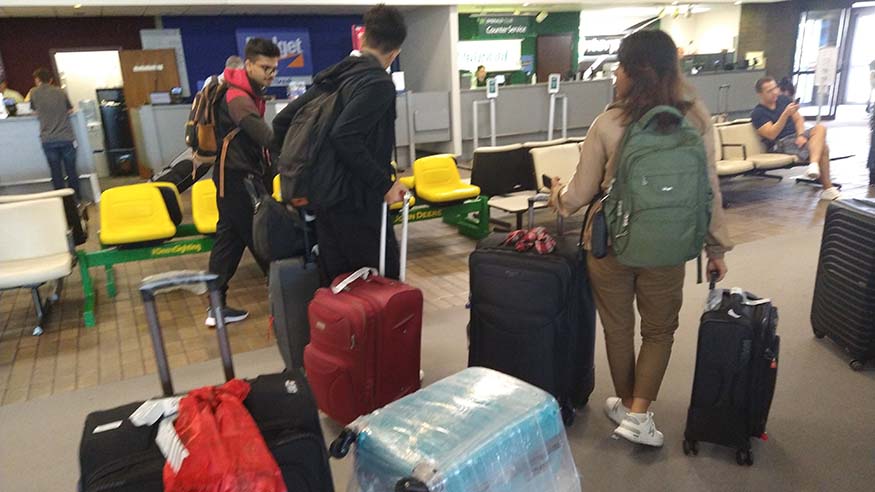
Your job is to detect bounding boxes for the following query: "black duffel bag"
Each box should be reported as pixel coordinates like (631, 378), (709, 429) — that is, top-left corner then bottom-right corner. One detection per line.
(245, 177), (311, 263)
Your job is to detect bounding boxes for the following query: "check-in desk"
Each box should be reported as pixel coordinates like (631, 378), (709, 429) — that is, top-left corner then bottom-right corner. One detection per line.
(132, 92), (453, 173)
(460, 79), (614, 160)
(685, 69), (767, 119)
(0, 112), (98, 200)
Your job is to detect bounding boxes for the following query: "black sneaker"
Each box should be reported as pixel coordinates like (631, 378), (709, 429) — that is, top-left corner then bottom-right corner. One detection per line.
(205, 306), (249, 327)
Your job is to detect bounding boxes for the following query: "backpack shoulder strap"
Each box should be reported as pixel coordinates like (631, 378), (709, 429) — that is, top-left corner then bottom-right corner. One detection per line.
(217, 127), (242, 198)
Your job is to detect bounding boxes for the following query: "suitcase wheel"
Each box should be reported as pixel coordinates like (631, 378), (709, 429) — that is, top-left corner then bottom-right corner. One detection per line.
(682, 439), (699, 456)
(561, 403), (575, 427)
(735, 448), (753, 466)
(395, 478), (429, 492)
(813, 329), (826, 339)
(329, 428), (357, 459)
(850, 359), (865, 371)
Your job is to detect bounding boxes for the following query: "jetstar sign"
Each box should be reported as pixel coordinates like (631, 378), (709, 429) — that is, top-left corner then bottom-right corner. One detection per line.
(236, 29), (313, 86)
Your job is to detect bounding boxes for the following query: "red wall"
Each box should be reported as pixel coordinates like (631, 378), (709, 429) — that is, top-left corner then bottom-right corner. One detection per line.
(0, 16), (155, 94)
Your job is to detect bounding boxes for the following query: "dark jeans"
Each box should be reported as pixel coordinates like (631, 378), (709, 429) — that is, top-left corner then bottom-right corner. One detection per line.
(42, 140), (80, 199)
(207, 171), (269, 305)
(315, 203), (400, 283)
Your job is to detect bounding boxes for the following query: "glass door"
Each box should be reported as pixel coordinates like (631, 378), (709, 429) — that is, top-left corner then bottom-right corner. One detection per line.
(841, 7), (875, 104)
(792, 9), (850, 120)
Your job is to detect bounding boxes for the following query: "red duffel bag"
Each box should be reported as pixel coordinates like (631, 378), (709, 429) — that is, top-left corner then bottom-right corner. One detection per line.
(164, 379), (286, 492)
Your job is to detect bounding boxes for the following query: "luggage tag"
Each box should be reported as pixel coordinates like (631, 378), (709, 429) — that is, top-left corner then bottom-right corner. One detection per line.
(92, 420), (124, 434)
(156, 415), (189, 473)
(129, 396), (182, 427)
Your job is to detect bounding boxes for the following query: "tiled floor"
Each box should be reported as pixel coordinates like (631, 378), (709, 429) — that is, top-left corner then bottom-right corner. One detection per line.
(1, 118), (872, 405)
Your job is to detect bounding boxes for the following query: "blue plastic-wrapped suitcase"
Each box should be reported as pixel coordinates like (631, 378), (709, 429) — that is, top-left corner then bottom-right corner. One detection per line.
(329, 367), (581, 492)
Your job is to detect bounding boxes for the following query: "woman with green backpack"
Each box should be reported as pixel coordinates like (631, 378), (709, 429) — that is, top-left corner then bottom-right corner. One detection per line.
(549, 30), (732, 447)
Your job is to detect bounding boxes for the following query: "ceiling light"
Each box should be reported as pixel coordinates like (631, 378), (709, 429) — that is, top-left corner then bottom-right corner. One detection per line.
(514, 8), (521, 15)
(535, 11), (549, 23)
(73, 3), (82, 7)
(735, 1), (743, 5)
(523, 2), (531, 6)
(852, 1), (875, 7)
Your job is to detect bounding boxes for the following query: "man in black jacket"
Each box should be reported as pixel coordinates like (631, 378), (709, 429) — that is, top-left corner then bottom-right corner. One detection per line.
(206, 38), (279, 327)
(272, 5), (408, 281)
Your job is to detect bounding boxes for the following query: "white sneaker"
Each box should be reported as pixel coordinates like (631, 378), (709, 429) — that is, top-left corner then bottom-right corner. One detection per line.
(820, 186), (842, 201)
(805, 162), (821, 180)
(613, 411), (664, 447)
(604, 397), (630, 426)
(205, 306), (249, 327)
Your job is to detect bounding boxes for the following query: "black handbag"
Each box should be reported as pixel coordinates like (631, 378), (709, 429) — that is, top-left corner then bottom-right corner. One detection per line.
(584, 194), (609, 259)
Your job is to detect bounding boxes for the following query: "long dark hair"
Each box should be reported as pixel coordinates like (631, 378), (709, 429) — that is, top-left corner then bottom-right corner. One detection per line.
(616, 30), (692, 125)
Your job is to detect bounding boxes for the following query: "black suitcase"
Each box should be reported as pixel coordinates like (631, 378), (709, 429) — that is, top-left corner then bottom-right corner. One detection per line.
(270, 256), (322, 370)
(683, 279), (780, 466)
(812, 199), (875, 370)
(62, 193), (88, 246)
(150, 149), (210, 193)
(467, 232), (596, 425)
(78, 272), (333, 492)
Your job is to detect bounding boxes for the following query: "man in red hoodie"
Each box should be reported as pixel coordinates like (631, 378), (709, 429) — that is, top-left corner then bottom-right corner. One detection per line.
(205, 38), (279, 327)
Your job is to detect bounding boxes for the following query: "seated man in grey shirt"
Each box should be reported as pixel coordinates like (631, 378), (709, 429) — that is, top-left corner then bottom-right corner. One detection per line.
(28, 67), (80, 200)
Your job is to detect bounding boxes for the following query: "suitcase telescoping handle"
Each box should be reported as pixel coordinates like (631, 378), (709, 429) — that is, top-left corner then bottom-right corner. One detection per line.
(330, 192), (412, 295)
(379, 191), (413, 281)
(139, 271), (234, 396)
(527, 193), (565, 233)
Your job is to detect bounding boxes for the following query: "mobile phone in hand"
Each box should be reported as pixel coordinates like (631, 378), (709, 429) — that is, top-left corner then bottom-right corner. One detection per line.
(794, 97), (801, 104)
(542, 174), (553, 189)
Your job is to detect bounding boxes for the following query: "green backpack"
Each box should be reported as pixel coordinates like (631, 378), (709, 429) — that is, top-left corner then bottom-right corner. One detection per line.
(602, 105), (712, 267)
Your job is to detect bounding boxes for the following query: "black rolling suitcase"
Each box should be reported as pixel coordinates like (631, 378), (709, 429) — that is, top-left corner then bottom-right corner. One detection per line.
(270, 255), (322, 370)
(150, 149), (209, 193)
(683, 276), (780, 466)
(62, 193), (88, 246)
(812, 199), (875, 370)
(78, 271), (333, 492)
(467, 231), (596, 425)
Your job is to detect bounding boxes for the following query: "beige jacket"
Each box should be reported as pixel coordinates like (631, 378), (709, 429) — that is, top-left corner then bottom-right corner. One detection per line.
(552, 100), (732, 259)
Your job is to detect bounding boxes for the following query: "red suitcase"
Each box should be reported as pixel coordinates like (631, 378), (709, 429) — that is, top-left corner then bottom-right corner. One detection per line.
(305, 195), (422, 425)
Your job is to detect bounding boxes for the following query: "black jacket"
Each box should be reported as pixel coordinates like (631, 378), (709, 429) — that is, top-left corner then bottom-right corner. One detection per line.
(215, 68), (273, 177)
(272, 54), (396, 211)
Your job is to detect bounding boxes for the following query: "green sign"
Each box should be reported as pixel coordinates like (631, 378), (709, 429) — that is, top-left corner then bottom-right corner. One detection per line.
(478, 16), (530, 37)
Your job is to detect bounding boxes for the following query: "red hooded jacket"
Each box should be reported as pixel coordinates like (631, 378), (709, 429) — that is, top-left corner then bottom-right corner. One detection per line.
(213, 68), (273, 184)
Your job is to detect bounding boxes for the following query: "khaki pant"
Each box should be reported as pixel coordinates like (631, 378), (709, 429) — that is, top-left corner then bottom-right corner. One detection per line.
(587, 253), (685, 401)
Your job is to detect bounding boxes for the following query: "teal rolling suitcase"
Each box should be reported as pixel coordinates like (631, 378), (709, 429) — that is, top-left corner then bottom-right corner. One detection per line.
(330, 367), (581, 492)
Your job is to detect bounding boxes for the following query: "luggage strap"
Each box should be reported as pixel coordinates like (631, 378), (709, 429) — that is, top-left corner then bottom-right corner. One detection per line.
(218, 127), (242, 197)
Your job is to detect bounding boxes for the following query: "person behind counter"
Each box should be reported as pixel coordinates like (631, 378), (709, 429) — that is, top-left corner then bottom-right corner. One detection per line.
(475, 65), (487, 87)
(28, 68), (81, 201)
(0, 78), (24, 104)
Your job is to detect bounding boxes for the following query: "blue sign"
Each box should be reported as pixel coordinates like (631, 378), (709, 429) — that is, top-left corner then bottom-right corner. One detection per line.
(235, 29), (313, 86)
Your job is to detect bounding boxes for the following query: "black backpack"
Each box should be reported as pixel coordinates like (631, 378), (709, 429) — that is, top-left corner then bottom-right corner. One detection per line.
(276, 79), (351, 209)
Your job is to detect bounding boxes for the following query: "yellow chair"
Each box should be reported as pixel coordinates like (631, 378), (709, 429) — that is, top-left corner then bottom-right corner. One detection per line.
(191, 180), (219, 234)
(272, 174), (282, 202)
(99, 184), (177, 246)
(412, 155), (480, 204)
(399, 175), (415, 189)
